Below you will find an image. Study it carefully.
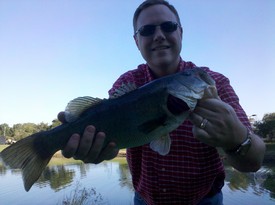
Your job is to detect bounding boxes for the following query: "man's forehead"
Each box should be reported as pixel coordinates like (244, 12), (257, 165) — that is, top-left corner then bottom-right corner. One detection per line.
(136, 4), (178, 27)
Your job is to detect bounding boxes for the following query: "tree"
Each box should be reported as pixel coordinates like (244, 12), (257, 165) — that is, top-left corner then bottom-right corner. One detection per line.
(254, 113), (275, 140)
(0, 123), (11, 136)
(12, 123), (37, 140)
(0, 118), (62, 141)
(50, 119), (62, 128)
(36, 122), (50, 131)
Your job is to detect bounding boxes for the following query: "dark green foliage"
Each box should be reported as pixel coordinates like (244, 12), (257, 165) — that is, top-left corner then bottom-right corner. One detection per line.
(254, 113), (275, 140)
(0, 119), (61, 141)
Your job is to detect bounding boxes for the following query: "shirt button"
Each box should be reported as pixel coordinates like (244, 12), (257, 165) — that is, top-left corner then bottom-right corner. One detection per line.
(162, 168), (165, 171)
(163, 189), (166, 192)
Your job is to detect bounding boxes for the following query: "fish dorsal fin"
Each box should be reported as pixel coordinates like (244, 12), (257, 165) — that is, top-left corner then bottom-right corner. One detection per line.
(64, 96), (102, 122)
(109, 82), (137, 99)
(150, 134), (171, 156)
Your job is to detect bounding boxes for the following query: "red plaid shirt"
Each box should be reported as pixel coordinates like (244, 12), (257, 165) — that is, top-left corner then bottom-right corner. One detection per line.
(108, 60), (251, 205)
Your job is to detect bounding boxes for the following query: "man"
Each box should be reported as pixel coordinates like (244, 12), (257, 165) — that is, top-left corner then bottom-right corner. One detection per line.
(59, 1), (265, 204)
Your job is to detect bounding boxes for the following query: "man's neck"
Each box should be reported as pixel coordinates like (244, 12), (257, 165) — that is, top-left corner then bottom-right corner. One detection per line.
(148, 58), (181, 78)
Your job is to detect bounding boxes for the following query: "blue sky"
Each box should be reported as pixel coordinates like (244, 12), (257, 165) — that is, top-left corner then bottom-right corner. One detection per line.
(0, 0), (274, 126)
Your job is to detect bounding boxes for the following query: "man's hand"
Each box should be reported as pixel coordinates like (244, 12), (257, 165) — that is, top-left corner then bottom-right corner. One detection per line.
(188, 87), (265, 172)
(188, 98), (247, 150)
(188, 85), (246, 150)
(58, 112), (119, 164)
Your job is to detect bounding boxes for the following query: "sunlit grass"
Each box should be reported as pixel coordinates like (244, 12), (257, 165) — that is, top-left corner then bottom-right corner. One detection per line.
(48, 157), (82, 167)
(0, 145), (9, 152)
(0, 145), (126, 167)
(48, 151), (81, 166)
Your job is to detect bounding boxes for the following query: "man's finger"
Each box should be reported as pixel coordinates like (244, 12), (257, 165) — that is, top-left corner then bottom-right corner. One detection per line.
(57, 111), (67, 123)
(62, 134), (80, 158)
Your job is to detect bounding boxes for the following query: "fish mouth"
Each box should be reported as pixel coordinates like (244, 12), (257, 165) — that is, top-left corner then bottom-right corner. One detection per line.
(167, 94), (190, 115)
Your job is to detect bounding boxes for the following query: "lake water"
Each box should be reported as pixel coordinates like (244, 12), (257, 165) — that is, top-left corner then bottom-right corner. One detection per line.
(0, 159), (275, 205)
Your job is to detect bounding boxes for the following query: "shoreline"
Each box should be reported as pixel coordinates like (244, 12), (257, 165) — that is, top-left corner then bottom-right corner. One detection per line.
(52, 149), (127, 158)
(1, 145), (274, 163)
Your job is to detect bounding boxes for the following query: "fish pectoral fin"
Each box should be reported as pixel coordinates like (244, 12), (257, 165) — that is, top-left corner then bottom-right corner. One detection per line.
(202, 85), (220, 100)
(65, 96), (103, 122)
(150, 135), (171, 156)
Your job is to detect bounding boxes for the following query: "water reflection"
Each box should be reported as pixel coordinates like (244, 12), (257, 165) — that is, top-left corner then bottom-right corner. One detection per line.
(0, 163), (7, 175)
(0, 163), (23, 176)
(257, 167), (274, 198)
(0, 160), (274, 204)
(225, 166), (275, 198)
(37, 165), (75, 191)
(117, 163), (134, 191)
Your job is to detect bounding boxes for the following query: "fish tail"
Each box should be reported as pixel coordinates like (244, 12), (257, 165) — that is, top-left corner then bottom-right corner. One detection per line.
(0, 132), (53, 191)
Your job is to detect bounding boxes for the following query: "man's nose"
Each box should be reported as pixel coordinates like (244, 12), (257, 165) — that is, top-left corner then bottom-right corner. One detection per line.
(153, 26), (166, 41)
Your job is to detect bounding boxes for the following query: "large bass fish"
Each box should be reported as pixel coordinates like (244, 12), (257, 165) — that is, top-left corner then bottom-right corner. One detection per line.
(0, 67), (216, 191)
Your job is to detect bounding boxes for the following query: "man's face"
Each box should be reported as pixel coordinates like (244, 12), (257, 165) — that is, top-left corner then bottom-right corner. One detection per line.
(134, 4), (182, 76)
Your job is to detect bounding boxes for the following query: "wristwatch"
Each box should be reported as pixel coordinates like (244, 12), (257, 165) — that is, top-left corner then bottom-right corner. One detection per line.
(226, 129), (252, 156)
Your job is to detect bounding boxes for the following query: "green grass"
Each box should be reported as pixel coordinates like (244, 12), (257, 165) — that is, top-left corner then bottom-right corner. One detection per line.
(2, 143), (272, 166)
(266, 143), (275, 147)
(0, 145), (8, 152)
(265, 143), (275, 156)
(0, 145), (125, 167)
(48, 157), (82, 167)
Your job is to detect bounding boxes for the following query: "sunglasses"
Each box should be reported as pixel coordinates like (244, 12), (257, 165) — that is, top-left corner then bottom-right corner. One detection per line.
(135, 21), (180, 37)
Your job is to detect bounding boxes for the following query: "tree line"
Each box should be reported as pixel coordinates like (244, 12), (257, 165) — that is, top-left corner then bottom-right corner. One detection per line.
(0, 112), (274, 142)
(0, 119), (61, 142)
(253, 112), (275, 141)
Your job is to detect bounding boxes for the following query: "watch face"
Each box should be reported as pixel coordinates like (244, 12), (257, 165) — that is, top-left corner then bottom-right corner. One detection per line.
(238, 137), (252, 156)
(225, 129), (253, 156)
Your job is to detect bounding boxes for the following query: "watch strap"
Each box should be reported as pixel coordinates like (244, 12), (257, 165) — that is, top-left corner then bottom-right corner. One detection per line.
(225, 128), (252, 156)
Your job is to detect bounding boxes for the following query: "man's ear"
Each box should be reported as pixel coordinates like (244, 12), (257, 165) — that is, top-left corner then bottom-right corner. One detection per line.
(134, 35), (140, 50)
(180, 26), (183, 39)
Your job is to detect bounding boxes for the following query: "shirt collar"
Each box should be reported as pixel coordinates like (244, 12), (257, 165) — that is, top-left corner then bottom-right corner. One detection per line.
(146, 58), (185, 80)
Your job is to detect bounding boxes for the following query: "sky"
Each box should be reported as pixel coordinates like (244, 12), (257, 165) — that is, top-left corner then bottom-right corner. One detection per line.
(0, 0), (274, 126)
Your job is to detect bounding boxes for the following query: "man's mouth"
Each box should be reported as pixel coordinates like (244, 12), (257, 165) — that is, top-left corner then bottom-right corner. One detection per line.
(152, 46), (170, 51)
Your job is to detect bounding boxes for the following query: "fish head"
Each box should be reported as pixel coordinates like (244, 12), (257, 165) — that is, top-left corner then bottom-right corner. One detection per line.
(166, 67), (216, 113)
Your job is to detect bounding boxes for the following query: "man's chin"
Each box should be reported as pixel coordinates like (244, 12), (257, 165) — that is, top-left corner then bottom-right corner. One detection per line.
(152, 58), (173, 69)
